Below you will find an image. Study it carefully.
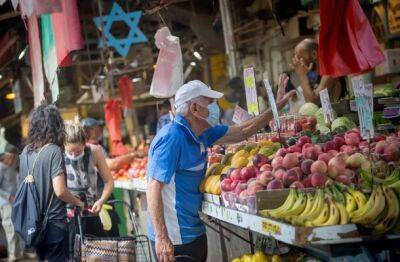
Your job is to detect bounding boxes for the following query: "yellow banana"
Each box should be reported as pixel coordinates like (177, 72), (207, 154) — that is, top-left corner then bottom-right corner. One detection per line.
(344, 192), (357, 213)
(348, 188), (367, 208)
(293, 190), (324, 226)
(297, 193), (314, 217)
(102, 204), (113, 211)
(321, 199), (340, 226)
(307, 199), (330, 227)
(350, 187), (377, 219)
(374, 187), (400, 235)
(99, 209), (112, 231)
(260, 189), (297, 218)
(281, 192), (307, 219)
(337, 202), (350, 225)
(352, 186), (386, 225)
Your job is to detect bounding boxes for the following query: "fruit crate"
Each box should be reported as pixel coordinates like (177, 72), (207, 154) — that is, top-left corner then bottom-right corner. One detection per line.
(221, 192), (257, 214)
(202, 201), (361, 246)
(256, 188), (316, 211)
(269, 115), (316, 136)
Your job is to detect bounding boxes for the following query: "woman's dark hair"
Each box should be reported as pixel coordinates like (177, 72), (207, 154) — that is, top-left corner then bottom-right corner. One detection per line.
(27, 104), (65, 152)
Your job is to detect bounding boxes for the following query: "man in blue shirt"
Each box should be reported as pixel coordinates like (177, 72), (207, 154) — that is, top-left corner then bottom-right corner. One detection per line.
(147, 80), (295, 262)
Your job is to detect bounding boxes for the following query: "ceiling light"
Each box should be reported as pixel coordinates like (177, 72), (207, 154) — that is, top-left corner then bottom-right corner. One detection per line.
(190, 62), (196, 67)
(5, 93), (15, 100)
(193, 51), (202, 60)
(18, 46), (28, 60)
(132, 77), (141, 83)
(0, 74), (2, 80)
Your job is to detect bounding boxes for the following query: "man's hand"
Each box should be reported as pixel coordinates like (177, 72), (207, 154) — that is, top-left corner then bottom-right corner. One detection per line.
(277, 73), (289, 100)
(155, 236), (175, 262)
(290, 56), (312, 78)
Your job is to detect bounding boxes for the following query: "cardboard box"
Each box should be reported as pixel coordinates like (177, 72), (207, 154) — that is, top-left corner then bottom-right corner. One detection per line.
(375, 49), (400, 76)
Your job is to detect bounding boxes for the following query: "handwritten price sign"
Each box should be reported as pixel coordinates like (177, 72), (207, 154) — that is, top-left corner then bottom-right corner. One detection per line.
(232, 105), (253, 125)
(263, 79), (280, 129)
(319, 89), (334, 123)
(351, 76), (374, 139)
(243, 67), (259, 116)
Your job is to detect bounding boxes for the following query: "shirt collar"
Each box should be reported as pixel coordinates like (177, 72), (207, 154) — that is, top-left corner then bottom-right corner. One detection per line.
(173, 115), (201, 144)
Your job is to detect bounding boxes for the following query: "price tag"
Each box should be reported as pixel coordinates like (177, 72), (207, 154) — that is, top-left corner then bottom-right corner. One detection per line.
(262, 220), (281, 235)
(243, 67), (259, 116)
(319, 89), (334, 123)
(351, 76), (374, 139)
(263, 79), (280, 129)
(232, 105), (253, 125)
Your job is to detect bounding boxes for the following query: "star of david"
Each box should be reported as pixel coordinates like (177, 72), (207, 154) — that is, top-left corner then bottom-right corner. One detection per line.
(93, 2), (148, 57)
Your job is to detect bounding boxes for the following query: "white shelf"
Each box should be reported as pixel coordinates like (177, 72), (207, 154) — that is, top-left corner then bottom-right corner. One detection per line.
(201, 201), (362, 246)
(114, 179), (147, 192)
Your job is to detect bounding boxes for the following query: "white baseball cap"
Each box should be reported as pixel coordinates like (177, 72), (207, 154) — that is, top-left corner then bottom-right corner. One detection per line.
(174, 80), (224, 108)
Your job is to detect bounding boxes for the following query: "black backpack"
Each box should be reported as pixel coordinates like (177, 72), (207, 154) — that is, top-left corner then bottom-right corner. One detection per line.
(11, 144), (54, 247)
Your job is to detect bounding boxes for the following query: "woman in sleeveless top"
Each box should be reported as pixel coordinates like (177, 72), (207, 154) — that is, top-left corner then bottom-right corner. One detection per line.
(63, 122), (114, 257)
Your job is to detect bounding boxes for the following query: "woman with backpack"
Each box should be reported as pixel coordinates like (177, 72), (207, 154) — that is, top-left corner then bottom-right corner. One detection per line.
(17, 105), (84, 262)
(63, 121), (114, 257)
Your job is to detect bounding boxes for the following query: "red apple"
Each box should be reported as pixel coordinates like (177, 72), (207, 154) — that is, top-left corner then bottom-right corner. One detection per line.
(273, 168), (287, 180)
(345, 152), (365, 169)
(221, 179), (233, 191)
(276, 148), (288, 157)
(267, 179), (284, 190)
(333, 136), (346, 148)
(271, 156), (284, 169)
(345, 132), (361, 146)
(301, 159), (314, 174)
(340, 145), (355, 154)
(311, 173), (328, 187)
(283, 168), (300, 187)
(240, 167), (257, 181)
(335, 175), (352, 185)
(230, 168), (242, 181)
(259, 163), (272, 172)
(247, 181), (265, 196)
(257, 171), (274, 186)
(290, 181), (305, 189)
(302, 143), (313, 151)
(311, 160), (328, 174)
(303, 147), (319, 161)
(318, 153), (332, 164)
(323, 141), (338, 152)
(383, 144), (400, 161)
(328, 150), (338, 157)
(282, 153), (299, 169)
(327, 155), (346, 179)
(375, 140), (388, 154)
(297, 136), (312, 147)
(301, 175), (313, 188)
(252, 154), (268, 168)
(288, 145), (302, 153)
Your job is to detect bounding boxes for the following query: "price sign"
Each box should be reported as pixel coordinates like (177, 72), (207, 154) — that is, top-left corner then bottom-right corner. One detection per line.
(263, 79), (280, 129)
(351, 76), (374, 139)
(319, 89), (334, 123)
(262, 220), (281, 235)
(243, 67), (259, 116)
(232, 105), (253, 125)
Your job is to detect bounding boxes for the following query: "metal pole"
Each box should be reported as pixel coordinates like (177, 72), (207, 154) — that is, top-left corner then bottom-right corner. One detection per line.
(219, 0), (238, 77)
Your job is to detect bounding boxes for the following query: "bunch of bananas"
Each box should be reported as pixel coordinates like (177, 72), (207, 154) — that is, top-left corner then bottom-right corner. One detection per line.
(259, 187), (349, 227)
(259, 184), (400, 234)
(349, 185), (399, 234)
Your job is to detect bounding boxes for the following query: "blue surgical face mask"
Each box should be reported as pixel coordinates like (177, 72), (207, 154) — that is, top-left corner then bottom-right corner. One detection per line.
(66, 151), (84, 161)
(205, 102), (220, 127)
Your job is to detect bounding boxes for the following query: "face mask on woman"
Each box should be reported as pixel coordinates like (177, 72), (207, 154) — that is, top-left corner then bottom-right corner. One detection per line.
(65, 151), (84, 161)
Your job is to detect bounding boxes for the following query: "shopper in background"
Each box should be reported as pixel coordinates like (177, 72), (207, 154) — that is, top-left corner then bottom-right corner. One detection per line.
(63, 121), (114, 257)
(290, 38), (342, 104)
(147, 80), (295, 262)
(82, 118), (144, 171)
(19, 105), (84, 262)
(0, 144), (23, 261)
(156, 100), (172, 132)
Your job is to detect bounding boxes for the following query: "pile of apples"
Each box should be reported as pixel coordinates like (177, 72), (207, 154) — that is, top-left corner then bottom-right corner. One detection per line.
(127, 157), (148, 179)
(220, 128), (400, 198)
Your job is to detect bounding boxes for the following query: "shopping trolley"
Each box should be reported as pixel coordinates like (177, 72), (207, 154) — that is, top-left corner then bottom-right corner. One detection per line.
(74, 199), (152, 262)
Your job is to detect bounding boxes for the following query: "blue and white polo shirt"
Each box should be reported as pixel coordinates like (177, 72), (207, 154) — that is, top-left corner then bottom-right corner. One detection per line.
(147, 114), (228, 245)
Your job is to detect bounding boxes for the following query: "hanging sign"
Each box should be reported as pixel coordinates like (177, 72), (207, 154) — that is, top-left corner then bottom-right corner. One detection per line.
(243, 67), (259, 116)
(263, 79), (280, 129)
(319, 88), (334, 123)
(93, 3), (148, 57)
(351, 76), (374, 139)
(232, 105), (253, 125)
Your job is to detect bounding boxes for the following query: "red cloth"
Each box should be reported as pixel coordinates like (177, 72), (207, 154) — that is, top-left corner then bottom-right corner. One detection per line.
(104, 99), (129, 156)
(118, 76), (133, 109)
(13, 0), (62, 17)
(28, 16), (45, 107)
(319, 0), (385, 77)
(52, 0), (83, 67)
